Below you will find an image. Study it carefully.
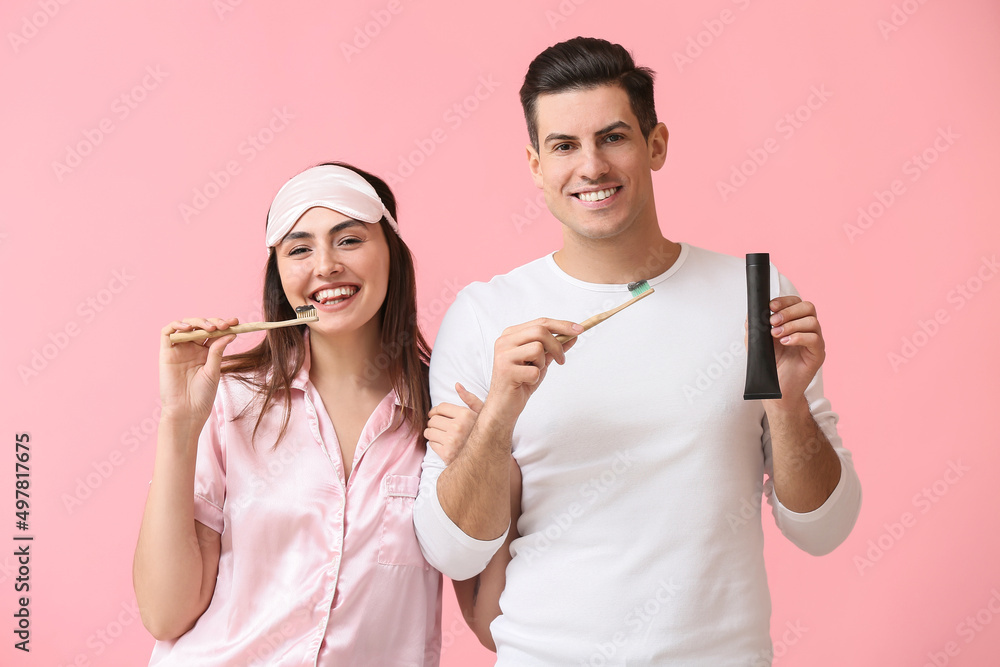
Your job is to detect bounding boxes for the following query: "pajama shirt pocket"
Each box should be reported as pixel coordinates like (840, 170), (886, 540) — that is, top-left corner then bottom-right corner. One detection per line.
(378, 474), (426, 567)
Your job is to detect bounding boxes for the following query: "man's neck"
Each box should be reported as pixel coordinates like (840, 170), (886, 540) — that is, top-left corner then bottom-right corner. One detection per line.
(553, 225), (681, 285)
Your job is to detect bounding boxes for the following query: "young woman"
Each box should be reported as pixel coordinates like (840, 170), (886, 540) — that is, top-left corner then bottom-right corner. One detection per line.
(133, 163), (477, 665)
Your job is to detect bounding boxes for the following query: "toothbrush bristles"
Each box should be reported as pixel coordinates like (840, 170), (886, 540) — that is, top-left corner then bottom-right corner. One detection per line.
(627, 280), (651, 297)
(295, 305), (318, 319)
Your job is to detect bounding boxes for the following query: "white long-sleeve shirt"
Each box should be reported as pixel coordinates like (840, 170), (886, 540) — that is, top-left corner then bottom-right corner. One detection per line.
(414, 243), (862, 665)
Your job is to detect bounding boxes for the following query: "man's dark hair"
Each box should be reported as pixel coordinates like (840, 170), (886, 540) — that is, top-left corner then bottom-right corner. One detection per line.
(519, 37), (658, 151)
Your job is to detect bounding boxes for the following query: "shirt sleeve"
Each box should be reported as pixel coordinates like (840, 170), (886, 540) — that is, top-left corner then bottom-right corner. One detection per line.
(761, 270), (863, 556)
(192, 392), (227, 535)
(413, 289), (508, 580)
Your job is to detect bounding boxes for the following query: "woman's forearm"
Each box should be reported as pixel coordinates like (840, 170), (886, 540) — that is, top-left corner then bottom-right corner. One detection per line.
(133, 415), (220, 641)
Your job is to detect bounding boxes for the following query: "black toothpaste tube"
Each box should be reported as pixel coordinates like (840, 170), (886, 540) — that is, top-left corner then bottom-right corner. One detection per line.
(743, 253), (782, 400)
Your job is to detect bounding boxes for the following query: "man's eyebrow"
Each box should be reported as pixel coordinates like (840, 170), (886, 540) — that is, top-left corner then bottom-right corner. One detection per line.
(543, 132), (577, 145)
(596, 121), (632, 135)
(280, 220), (365, 242)
(542, 121), (634, 146)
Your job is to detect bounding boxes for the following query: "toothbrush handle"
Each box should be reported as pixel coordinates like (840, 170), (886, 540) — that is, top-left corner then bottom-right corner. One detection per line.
(169, 317), (319, 343)
(554, 289), (654, 344)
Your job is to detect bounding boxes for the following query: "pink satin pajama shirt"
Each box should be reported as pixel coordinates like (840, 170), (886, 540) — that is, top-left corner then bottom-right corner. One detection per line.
(149, 339), (442, 666)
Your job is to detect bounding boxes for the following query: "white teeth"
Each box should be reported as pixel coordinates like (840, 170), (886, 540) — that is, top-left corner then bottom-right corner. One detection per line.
(576, 188), (617, 202)
(313, 286), (358, 304)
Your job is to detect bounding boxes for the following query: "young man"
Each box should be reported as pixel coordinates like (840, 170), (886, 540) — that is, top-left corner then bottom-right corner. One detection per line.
(414, 37), (861, 665)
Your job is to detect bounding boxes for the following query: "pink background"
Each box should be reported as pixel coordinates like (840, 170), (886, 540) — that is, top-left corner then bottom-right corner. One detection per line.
(3, 1), (999, 665)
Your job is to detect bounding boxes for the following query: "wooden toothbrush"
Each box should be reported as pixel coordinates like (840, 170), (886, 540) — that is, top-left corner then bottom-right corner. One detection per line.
(554, 281), (654, 343)
(168, 305), (319, 343)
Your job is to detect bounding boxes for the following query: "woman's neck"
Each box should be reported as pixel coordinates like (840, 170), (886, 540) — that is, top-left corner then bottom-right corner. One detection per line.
(307, 318), (391, 393)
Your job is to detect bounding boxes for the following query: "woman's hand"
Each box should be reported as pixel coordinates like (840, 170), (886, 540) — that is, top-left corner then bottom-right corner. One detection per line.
(159, 317), (239, 429)
(425, 383), (484, 465)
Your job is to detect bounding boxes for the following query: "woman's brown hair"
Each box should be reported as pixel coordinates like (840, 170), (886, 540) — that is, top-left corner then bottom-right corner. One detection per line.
(221, 162), (431, 447)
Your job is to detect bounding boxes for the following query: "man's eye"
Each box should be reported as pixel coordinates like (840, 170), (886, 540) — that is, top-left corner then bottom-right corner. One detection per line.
(554, 143), (573, 152)
(605, 134), (624, 143)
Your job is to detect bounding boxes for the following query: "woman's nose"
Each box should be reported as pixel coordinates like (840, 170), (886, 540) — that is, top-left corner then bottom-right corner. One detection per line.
(314, 248), (343, 277)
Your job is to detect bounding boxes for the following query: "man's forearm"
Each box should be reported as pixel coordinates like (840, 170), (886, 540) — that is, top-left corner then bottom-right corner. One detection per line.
(766, 396), (842, 513)
(437, 404), (513, 540)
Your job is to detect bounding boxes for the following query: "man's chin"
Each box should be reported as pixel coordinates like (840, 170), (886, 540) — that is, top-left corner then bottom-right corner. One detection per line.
(560, 220), (633, 242)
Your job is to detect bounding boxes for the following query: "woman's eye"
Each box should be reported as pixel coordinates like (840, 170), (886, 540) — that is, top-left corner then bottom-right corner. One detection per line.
(339, 237), (362, 247)
(288, 247), (309, 256)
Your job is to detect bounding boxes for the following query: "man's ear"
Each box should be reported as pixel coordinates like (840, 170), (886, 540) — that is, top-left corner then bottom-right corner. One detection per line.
(648, 123), (669, 171)
(526, 144), (544, 188)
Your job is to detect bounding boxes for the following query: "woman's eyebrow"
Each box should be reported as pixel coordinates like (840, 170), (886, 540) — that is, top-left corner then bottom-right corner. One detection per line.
(326, 220), (366, 235)
(281, 220), (365, 242)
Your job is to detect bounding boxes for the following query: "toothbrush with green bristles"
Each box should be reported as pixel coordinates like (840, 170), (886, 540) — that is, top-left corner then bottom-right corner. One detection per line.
(554, 280), (653, 343)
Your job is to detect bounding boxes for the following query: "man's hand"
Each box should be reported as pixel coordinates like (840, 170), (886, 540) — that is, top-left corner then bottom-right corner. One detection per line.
(483, 318), (582, 424)
(434, 318), (580, 542)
